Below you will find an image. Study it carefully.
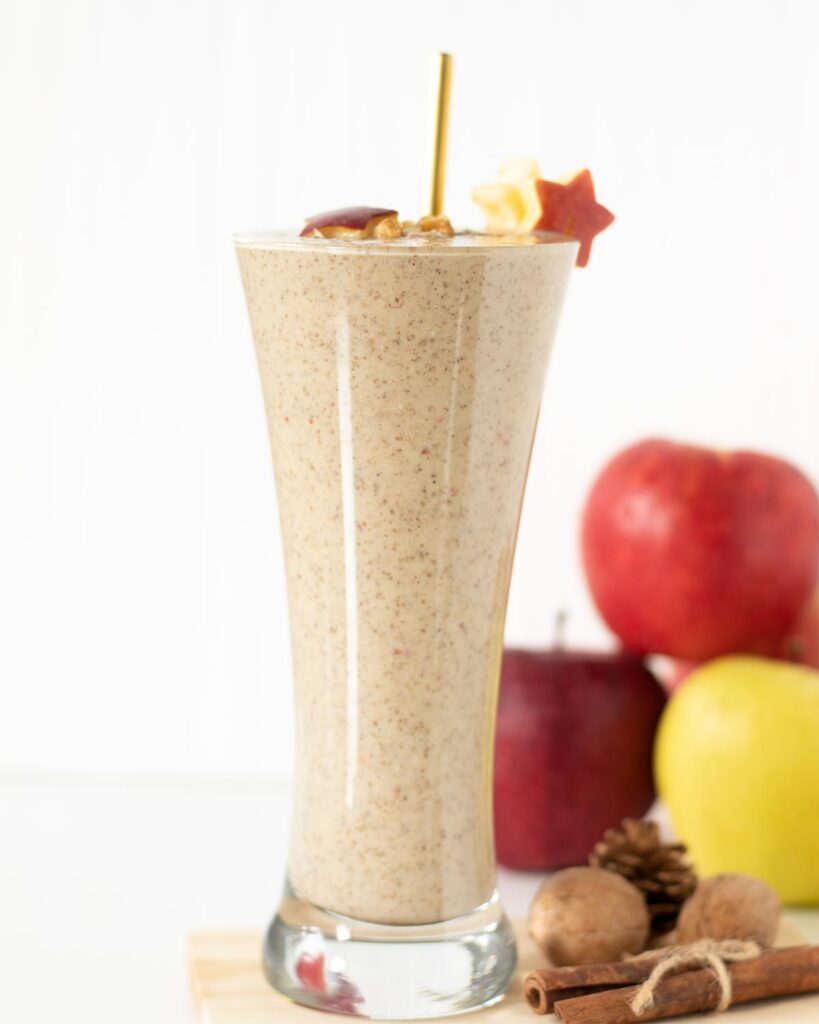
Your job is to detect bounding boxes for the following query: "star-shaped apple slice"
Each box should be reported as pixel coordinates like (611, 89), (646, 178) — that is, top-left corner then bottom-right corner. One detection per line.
(534, 170), (614, 267)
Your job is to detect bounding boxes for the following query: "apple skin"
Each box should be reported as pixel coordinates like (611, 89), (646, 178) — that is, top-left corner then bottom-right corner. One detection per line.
(756, 587), (819, 668)
(654, 589), (819, 694)
(581, 439), (819, 661)
(655, 656), (819, 904)
(494, 649), (665, 870)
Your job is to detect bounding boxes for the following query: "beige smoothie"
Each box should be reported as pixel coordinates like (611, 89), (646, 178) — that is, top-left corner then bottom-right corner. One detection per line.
(237, 232), (576, 926)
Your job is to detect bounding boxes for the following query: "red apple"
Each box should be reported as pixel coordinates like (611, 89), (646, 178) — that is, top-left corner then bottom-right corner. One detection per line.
(757, 587), (819, 667)
(655, 588), (819, 694)
(494, 648), (665, 870)
(581, 440), (819, 661)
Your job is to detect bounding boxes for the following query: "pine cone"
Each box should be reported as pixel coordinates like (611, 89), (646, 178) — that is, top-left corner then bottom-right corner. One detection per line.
(589, 818), (698, 936)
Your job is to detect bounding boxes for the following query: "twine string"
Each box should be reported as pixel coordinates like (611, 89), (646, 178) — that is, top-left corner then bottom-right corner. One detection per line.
(629, 939), (761, 1016)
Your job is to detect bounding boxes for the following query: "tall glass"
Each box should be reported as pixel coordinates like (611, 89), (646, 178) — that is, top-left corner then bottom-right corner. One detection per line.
(236, 231), (577, 1019)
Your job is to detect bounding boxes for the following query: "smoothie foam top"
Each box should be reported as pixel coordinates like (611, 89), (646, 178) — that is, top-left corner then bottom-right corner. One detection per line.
(234, 230), (579, 256)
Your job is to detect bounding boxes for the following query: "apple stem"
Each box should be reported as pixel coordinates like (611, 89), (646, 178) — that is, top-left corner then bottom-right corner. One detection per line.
(554, 609), (568, 649)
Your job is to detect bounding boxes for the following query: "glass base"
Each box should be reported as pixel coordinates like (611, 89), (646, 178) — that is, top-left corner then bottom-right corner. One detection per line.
(263, 882), (517, 1019)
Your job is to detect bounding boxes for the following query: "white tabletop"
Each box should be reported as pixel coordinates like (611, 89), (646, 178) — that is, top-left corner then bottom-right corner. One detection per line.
(2, 774), (816, 1024)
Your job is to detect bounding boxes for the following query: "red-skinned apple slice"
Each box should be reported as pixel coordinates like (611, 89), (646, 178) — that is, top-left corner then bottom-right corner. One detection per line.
(300, 206), (398, 238)
(535, 170), (614, 267)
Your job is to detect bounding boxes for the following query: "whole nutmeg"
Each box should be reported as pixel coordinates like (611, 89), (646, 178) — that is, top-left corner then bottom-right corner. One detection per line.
(676, 873), (781, 947)
(528, 866), (650, 966)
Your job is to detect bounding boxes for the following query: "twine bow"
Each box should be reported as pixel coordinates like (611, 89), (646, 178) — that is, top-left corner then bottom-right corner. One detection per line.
(629, 939), (762, 1016)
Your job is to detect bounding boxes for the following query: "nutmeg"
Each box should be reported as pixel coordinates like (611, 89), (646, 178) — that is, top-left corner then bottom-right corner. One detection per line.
(528, 866), (650, 967)
(676, 873), (781, 947)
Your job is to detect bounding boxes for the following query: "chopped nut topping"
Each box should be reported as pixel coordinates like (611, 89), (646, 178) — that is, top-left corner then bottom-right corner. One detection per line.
(304, 211), (455, 240)
(415, 214), (455, 236)
(402, 214), (456, 237)
(369, 214), (402, 240)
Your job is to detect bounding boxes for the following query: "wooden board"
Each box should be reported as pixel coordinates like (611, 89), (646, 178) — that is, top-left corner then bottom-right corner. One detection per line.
(189, 919), (818, 1023)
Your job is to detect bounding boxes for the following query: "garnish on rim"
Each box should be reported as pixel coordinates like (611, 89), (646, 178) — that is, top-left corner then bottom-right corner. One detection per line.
(471, 159), (543, 234)
(535, 170), (614, 268)
(301, 206), (401, 240)
(473, 161), (614, 267)
(301, 206), (455, 240)
(404, 214), (455, 237)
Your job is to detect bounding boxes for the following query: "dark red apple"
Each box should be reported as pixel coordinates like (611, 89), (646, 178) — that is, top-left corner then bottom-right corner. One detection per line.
(581, 440), (819, 661)
(300, 206), (397, 237)
(493, 648), (665, 870)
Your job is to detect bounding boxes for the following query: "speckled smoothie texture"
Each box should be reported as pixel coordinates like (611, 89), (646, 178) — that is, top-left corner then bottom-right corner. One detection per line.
(237, 233), (576, 925)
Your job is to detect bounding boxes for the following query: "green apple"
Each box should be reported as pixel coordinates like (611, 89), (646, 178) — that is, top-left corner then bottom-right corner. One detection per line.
(655, 655), (819, 904)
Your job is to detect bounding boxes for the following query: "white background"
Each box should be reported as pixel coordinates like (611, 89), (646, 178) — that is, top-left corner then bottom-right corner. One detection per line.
(2, 0), (818, 786)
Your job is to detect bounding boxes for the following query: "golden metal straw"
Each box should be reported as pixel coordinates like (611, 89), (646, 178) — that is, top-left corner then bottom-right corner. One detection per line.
(427, 52), (453, 217)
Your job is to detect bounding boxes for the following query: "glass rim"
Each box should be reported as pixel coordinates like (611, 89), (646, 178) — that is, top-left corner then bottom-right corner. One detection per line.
(232, 229), (580, 257)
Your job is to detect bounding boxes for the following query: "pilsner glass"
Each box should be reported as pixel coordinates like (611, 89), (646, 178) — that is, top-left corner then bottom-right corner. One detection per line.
(235, 231), (577, 1019)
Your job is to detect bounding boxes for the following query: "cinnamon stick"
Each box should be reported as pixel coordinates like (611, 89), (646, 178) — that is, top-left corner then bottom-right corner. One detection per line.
(554, 945), (819, 1024)
(525, 952), (671, 1014)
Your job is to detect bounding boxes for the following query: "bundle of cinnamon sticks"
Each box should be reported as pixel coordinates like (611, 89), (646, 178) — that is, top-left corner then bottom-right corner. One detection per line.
(524, 945), (819, 1023)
